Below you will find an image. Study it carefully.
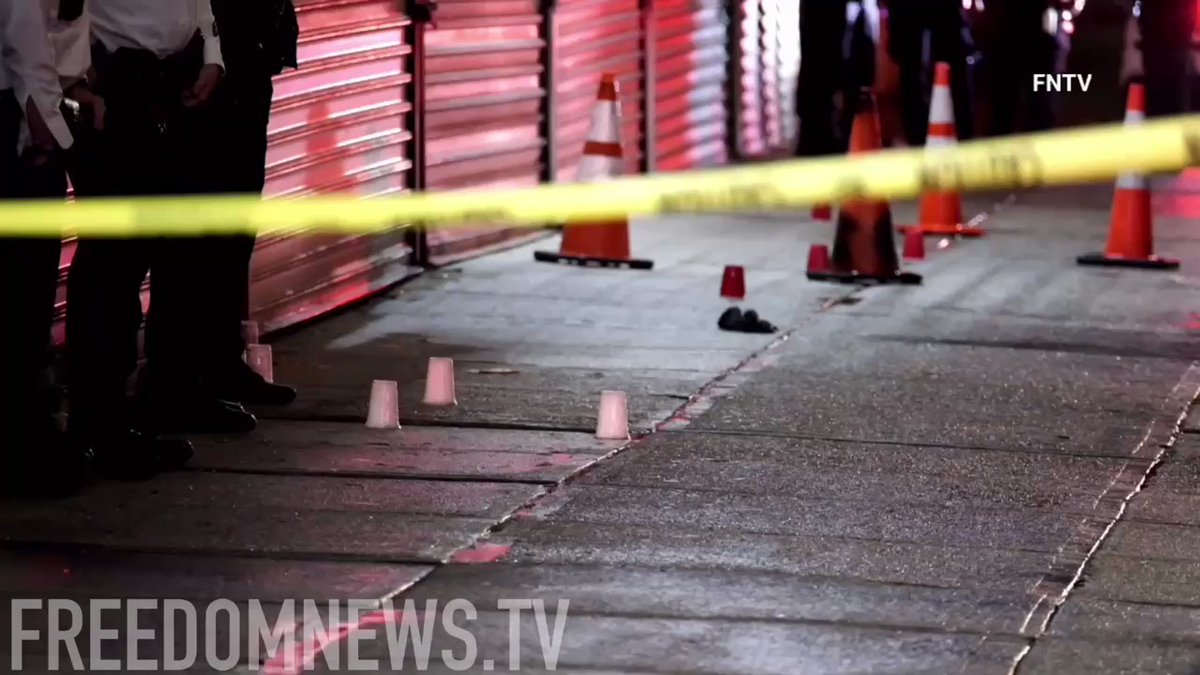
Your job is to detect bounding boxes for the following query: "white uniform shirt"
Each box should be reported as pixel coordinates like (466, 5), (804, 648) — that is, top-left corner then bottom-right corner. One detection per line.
(0, 0), (86, 150)
(46, 0), (91, 84)
(89, 0), (223, 69)
(846, 0), (881, 45)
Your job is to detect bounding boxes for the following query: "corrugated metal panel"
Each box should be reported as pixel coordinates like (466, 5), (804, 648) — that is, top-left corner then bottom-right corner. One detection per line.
(555, 0), (646, 180)
(738, 0), (766, 156)
(759, 0), (782, 149)
(736, 0), (799, 159)
(655, 0), (731, 172)
(255, 0), (419, 332)
(422, 0), (549, 264)
(53, 0), (419, 344)
(775, 0), (800, 148)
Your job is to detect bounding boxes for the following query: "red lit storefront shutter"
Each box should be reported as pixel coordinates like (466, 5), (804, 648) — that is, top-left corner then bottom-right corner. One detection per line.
(421, 0), (549, 264)
(737, 0), (766, 156)
(654, 0), (732, 171)
(553, 0), (647, 180)
(772, 0), (801, 148)
(254, 0), (420, 332)
(735, 0), (799, 159)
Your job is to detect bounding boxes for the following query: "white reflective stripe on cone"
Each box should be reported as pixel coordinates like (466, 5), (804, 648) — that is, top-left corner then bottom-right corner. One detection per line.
(578, 154), (622, 182)
(587, 101), (622, 144)
(1124, 109), (1145, 125)
(926, 134), (956, 148)
(1116, 172), (1147, 190)
(929, 86), (955, 125)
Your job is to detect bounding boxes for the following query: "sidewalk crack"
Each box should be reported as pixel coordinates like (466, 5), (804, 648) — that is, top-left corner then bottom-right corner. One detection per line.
(1008, 362), (1200, 674)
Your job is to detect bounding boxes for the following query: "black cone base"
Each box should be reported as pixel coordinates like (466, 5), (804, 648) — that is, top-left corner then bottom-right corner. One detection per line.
(1076, 253), (1179, 270)
(534, 250), (654, 270)
(807, 270), (923, 285)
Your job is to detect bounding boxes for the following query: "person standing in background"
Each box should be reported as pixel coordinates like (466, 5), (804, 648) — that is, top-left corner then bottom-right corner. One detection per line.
(0, 0), (98, 496)
(796, 0), (883, 155)
(839, 0), (880, 141)
(200, 0), (299, 407)
(984, 1), (1056, 135)
(67, 0), (257, 481)
(797, 0), (848, 158)
(1138, 0), (1197, 117)
(886, 0), (975, 146)
(875, 0), (907, 147)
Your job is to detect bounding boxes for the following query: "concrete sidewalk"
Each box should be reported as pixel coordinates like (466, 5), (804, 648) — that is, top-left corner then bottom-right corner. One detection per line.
(3, 191), (1200, 674)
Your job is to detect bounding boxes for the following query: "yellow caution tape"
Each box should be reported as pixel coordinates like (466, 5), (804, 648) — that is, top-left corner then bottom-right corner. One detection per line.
(3, 115), (1200, 238)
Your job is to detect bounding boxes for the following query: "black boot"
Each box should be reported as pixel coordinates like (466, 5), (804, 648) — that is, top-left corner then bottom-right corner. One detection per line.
(80, 428), (194, 481)
(209, 360), (297, 406)
(137, 395), (258, 435)
(136, 367), (258, 434)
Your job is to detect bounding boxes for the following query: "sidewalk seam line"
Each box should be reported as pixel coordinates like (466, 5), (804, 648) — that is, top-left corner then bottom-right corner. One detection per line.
(1009, 362), (1200, 673)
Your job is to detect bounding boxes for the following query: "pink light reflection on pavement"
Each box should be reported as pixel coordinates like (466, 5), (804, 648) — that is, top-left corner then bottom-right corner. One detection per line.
(262, 608), (427, 675)
(450, 542), (512, 564)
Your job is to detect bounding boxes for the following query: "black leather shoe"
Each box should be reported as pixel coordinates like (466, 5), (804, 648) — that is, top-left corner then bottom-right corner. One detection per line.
(151, 435), (196, 470)
(140, 395), (257, 435)
(211, 361), (297, 406)
(85, 429), (192, 481)
(1, 430), (93, 498)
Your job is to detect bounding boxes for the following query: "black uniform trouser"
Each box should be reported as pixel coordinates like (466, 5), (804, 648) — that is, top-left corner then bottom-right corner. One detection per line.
(986, 24), (1055, 136)
(890, 13), (975, 146)
(1140, 0), (1197, 117)
(0, 93), (67, 438)
(203, 71), (273, 370)
(796, 0), (848, 157)
(66, 42), (213, 433)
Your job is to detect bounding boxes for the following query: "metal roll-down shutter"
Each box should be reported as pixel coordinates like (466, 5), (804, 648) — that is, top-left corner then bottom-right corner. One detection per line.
(736, 0), (766, 156)
(422, 0), (549, 264)
(654, 0), (731, 171)
(254, 0), (420, 332)
(773, 0), (800, 150)
(735, 0), (799, 159)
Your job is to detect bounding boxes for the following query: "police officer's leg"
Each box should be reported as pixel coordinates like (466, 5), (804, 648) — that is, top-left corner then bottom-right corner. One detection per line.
(203, 75), (296, 405)
(797, 60), (841, 156)
(885, 2), (924, 146)
(986, 39), (1024, 136)
(925, 6), (974, 140)
(949, 60), (974, 139)
(140, 244), (259, 434)
(0, 94), (91, 496)
(66, 239), (151, 434)
(896, 54), (928, 146)
(1024, 37), (1056, 132)
(798, 0), (848, 156)
(66, 152), (172, 479)
(66, 60), (193, 479)
(136, 87), (256, 433)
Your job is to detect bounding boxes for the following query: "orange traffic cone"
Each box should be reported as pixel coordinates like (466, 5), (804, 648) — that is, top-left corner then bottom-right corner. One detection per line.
(900, 62), (980, 238)
(534, 74), (653, 270)
(808, 90), (921, 285)
(1077, 83), (1179, 270)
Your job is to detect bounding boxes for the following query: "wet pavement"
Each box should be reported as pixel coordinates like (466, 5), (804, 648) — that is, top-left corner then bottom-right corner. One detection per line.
(3, 188), (1200, 673)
